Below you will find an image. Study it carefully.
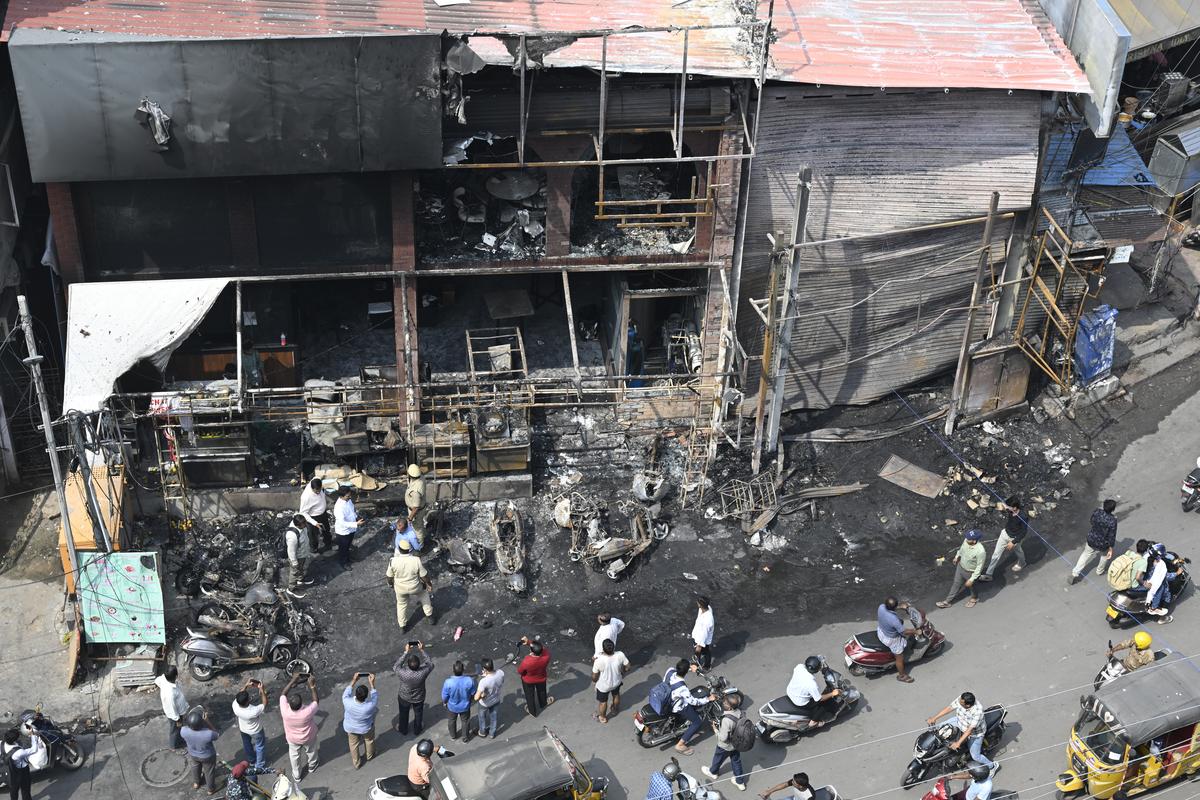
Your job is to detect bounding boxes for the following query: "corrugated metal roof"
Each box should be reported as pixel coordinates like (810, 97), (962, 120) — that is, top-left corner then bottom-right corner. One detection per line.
(1109, 0), (1200, 56)
(737, 88), (1042, 410)
(1, 0), (1087, 91)
(764, 0), (1090, 92)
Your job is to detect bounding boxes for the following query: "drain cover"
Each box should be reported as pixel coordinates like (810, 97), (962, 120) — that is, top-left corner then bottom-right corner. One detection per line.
(139, 748), (188, 788)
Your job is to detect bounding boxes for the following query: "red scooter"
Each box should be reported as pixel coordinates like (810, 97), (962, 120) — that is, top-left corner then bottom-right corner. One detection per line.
(922, 776), (1016, 800)
(843, 604), (946, 676)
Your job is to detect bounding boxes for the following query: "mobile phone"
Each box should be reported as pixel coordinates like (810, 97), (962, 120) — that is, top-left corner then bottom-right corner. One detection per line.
(409, 640), (419, 647)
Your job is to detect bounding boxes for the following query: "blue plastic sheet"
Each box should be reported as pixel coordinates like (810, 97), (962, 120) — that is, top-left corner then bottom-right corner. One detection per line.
(1074, 304), (1118, 386)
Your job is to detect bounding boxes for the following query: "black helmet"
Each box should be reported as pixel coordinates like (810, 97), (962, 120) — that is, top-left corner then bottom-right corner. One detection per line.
(968, 765), (991, 782)
(804, 656), (822, 674)
(185, 709), (205, 730)
(416, 739), (434, 758)
(662, 761), (681, 781)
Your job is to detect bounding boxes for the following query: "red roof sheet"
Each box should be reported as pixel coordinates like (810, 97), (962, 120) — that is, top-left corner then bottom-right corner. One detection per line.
(765, 0), (1090, 92)
(3, 0), (1088, 92)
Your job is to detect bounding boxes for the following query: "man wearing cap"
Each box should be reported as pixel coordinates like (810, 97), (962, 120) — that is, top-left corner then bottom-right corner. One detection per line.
(386, 538), (435, 629)
(405, 464), (428, 546)
(225, 761), (268, 800)
(937, 530), (987, 609)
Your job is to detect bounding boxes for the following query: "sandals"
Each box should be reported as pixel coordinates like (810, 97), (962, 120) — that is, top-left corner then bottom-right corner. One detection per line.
(897, 674), (915, 683)
(935, 601), (951, 609)
(965, 598), (978, 608)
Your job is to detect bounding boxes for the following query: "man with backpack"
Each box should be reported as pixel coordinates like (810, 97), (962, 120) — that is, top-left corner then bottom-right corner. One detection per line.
(1070, 499), (1118, 585)
(3, 727), (44, 800)
(1107, 539), (1151, 593)
(650, 659), (715, 755)
(701, 694), (752, 791)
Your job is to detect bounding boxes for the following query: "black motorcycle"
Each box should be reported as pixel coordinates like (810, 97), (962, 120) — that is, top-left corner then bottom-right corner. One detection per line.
(0, 709), (85, 789)
(632, 671), (740, 748)
(1181, 462), (1200, 512)
(901, 706), (1007, 788)
(1105, 551), (1191, 628)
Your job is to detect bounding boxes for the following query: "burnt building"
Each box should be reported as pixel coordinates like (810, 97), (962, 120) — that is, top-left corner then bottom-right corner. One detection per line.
(1, 0), (1089, 501)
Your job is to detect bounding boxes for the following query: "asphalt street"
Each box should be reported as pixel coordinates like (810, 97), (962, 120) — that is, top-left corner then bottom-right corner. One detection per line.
(33, 365), (1200, 800)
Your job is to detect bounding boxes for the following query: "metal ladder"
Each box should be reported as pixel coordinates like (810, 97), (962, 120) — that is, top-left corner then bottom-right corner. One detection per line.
(153, 422), (191, 518)
(679, 415), (713, 510)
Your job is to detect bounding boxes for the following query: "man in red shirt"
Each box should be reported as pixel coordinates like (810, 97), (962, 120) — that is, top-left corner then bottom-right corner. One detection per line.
(516, 636), (555, 717)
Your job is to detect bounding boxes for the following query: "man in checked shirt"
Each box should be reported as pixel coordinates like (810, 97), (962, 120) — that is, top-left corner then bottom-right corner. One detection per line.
(926, 691), (997, 773)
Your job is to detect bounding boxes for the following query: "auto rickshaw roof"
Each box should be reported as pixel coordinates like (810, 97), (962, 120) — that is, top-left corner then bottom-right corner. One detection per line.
(1093, 653), (1200, 743)
(434, 728), (577, 800)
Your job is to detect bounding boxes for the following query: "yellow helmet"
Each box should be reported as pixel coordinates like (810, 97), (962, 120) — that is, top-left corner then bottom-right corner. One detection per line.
(1133, 631), (1152, 650)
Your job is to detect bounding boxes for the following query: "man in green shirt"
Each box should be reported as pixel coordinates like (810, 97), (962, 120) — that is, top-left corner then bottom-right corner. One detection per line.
(937, 530), (987, 609)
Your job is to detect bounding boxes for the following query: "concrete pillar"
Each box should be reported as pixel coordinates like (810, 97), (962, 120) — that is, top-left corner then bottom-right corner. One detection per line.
(391, 172), (419, 420)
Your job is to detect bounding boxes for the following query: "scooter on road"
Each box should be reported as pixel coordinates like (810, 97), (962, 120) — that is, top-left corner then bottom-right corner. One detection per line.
(843, 605), (946, 676)
(757, 657), (862, 744)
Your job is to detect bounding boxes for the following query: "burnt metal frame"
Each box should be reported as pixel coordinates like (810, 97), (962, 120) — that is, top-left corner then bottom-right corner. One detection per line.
(1012, 207), (1107, 389)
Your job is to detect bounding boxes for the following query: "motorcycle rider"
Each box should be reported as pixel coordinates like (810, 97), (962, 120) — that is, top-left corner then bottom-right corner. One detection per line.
(407, 738), (437, 799)
(662, 658), (716, 755)
(948, 764), (993, 800)
(786, 656), (841, 729)
(926, 692), (997, 773)
(759, 771), (815, 800)
(877, 597), (916, 683)
(2, 726), (44, 800)
(646, 759), (687, 800)
(1109, 632), (1155, 672)
(1146, 544), (1175, 616)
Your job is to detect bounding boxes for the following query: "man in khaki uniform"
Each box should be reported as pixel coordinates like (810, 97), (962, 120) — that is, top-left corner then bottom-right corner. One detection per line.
(405, 464), (428, 545)
(386, 539), (435, 628)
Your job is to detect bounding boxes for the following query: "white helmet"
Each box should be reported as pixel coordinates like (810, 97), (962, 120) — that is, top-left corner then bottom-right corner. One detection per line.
(1195, 456), (1200, 470)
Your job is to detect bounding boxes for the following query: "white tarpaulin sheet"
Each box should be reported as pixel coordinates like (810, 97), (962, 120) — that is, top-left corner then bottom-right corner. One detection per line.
(63, 278), (229, 413)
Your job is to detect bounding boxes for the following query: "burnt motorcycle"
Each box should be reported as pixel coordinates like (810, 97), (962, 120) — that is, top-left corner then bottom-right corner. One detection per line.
(559, 495), (668, 580)
(490, 500), (527, 594)
(182, 596), (316, 681)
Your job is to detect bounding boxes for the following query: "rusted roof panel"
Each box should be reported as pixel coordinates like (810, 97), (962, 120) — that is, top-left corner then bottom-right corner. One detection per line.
(765, 0), (1090, 92)
(2, 0), (1086, 89)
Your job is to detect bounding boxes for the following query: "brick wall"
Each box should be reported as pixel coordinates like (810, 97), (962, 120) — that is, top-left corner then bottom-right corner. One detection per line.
(46, 183), (86, 287)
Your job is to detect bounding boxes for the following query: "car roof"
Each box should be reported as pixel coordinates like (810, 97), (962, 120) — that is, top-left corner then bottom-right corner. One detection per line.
(434, 728), (574, 800)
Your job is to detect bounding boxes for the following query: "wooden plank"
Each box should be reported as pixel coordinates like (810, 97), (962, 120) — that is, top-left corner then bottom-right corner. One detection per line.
(878, 454), (947, 498)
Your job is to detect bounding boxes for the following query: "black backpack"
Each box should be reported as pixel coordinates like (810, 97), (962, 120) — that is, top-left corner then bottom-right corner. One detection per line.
(726, 713), (756, 752)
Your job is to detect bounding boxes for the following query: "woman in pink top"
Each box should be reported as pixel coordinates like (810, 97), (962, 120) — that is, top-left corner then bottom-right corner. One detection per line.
(280, 674), (320, 782)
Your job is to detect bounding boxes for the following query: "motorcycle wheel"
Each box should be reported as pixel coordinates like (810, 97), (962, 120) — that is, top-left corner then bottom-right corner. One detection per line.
(637, 728), (660, 749)
(58, 740), (86, 770)
(269, 645), (296, 668)
(1107, 617), (1122, 629)
(188, 656), (217, 682)
(174, 570), (200, 597)
(767, 729), (798, 745)
(847, 663), (866, 677)
(901, 767), (926, 789)
(285, 658), (313, 678)
(195, 603), (234, 624)
(1184, 495), (1198, 512)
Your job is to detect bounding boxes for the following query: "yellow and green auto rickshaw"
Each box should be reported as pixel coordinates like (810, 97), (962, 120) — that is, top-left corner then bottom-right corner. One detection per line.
(1056, 653), (1200, 799)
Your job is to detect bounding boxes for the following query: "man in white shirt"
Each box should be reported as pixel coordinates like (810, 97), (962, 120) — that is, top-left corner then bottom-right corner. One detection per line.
(591, 639), (630, 723)
(333, 486), (363, 568)
(155, 665), (188, 749)
(593, 614), (625, 659)
(785, 657), (841, 729)
(691, 596), (715, 670)
(299, 477), (331, 553)
(284, 514), (315, 599)
(233, 678), (269, 770)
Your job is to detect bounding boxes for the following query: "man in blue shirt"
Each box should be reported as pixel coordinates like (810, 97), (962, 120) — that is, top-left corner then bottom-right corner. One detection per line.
(392, 512), (422, 554)
(646, 760), (684, 800)
(877, 596), (916, 683)
(342, 671), (379, 769)
(441, 661), (475, 742)
(953, 764), (994, 800)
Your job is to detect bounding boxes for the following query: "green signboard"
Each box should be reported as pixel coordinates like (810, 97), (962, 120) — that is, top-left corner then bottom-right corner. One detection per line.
(76, 552), (166, 644)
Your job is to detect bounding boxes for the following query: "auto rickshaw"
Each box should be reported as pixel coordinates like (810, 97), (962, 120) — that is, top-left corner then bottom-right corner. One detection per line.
(1056, 653), (1200, 799)
(369, 728), (608, 800)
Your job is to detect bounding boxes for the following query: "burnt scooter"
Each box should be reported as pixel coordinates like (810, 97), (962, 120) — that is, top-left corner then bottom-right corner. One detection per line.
(1105, 548), (1191, 628)
(844, 605), (946, 676)
(757, 656), (862, 744)
(633, 669), (741, 749)
(560, 495), (669, 580)
(181, 593), (315, 681)
(0, 708), (85, 789)
(1182, 458), (1200, 512)
(901, 706), (1008, 788)
(490, 501), (527, 594)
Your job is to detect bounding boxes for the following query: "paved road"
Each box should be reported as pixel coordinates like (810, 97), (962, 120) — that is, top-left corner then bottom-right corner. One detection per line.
(40, 373), (1200, 800)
